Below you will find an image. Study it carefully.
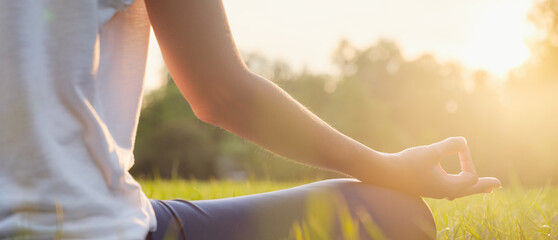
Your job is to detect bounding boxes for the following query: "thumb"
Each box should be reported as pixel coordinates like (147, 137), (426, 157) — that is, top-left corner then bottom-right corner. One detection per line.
(451, 177), (502, 199)
(445, 171), (478, 192)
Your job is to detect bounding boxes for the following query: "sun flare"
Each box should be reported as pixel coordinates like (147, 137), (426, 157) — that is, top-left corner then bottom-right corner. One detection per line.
(461, 0), (533, 76)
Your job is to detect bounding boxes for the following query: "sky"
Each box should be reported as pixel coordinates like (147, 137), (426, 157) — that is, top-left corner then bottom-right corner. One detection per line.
(144, 0), (536, 91)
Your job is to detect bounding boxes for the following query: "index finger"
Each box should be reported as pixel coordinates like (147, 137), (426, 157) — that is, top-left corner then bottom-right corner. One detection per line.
(457, 141), (477, 175)
(429, 136), (477, 175)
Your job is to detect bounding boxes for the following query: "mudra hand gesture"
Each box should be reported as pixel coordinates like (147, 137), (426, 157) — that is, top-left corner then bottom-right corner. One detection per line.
(379, 137), (501, 199)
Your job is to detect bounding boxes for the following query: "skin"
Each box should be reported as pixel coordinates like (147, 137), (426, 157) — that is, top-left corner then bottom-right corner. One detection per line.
(144, 0), (501, 200)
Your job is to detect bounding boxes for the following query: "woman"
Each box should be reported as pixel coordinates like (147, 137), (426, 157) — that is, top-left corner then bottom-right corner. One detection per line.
(0, 0), (501, 239)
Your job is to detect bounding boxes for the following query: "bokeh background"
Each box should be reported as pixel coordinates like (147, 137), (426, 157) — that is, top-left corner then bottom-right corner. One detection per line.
(132, 0), (558, 186)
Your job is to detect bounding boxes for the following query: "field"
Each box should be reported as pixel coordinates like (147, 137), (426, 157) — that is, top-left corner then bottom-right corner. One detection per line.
(141, 180), (558, 239)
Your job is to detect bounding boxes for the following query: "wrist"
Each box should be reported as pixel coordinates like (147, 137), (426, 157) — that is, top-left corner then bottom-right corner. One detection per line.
(348, 147), (393, 185)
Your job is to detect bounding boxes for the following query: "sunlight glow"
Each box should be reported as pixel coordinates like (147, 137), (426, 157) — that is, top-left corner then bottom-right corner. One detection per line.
(145, 28), (166, 92)
(145, 0), (537, 90)
(461, 0), (534, 76)
(222, 0), (535, 76)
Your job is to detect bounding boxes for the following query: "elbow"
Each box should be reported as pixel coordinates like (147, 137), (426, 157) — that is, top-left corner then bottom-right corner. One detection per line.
(188, 70), (253, 127)
(192, 91), (248, 128)
(187, 89), (227, 125)
(171, 62), (257, 128)
(192, 104), (221, 126)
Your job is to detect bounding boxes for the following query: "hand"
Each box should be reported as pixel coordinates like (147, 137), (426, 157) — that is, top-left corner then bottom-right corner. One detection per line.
(382, 137), (501, 199)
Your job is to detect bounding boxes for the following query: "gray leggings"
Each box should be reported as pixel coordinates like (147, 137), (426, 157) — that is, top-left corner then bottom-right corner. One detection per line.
(146, 179), (435, 240)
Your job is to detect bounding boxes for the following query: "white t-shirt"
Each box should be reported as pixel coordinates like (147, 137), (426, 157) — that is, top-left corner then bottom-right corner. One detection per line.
(0, 0), (156, 239)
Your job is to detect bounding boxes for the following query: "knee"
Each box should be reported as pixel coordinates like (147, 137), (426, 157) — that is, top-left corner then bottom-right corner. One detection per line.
(321, 179), (437, 240)
(386, 196), (436, 240)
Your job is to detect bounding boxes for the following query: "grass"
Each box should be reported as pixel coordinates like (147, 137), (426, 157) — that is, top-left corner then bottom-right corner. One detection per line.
(140, 179), (558, 239)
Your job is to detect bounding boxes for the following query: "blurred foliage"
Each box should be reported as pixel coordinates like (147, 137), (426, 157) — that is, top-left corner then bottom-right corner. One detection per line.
(133, 1), (558, 185)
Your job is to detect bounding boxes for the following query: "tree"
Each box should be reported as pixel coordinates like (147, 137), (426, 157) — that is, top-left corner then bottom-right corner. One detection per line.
(514, 0), (558, 83)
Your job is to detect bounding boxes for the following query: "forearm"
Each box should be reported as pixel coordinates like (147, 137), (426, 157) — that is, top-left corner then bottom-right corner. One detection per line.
(203, 70), (389, 182)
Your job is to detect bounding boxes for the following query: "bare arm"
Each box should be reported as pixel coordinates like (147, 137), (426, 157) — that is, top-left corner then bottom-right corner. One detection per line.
(144, 0), (500, 199)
